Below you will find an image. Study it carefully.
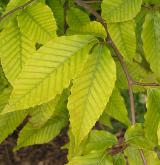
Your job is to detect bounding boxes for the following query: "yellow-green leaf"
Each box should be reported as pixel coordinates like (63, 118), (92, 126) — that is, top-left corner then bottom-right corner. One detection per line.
(105, 88), (130, 126)
(0, 20), (35, 84)
(142, 11), (160, 75)
(101, 0), (142, 23)
(108, 20), (136, 61)
(18, 2), (57, 44)
(67, 21), (107, 39)
(3, 35), (97, 113)
(68, 44), (116, 146)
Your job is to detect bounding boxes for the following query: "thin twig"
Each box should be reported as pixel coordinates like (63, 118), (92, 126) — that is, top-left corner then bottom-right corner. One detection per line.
(84, 0), (101, 4)
(74, 0), (146, 164)
(133, 81), (160, 87)
(140, 150), (147, 165)
(0, 0), (36, 23)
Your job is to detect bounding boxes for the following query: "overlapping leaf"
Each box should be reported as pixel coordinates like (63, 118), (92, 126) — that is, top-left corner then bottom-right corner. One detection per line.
(84, 130), (117, 154)
(101, 0), (142, 23)
(68, 44), (116, 146)
(67, 7), (90, 28)
(0, 110), (28, 143)
(18, 2), (57, 44)
(0, 87), (12, 113)
(15, 115), (68, 150)
(142, 11), (160, 75)
(108, 20), (136, 61)
(0, 20), (35, 84)
(125, 124), (154, 150)
(124, 147), (143, 165)
(29, 88), (70, 128)
(67, 151), (113, 165)
(46, 0), (65, 34)
(67, 21), (107, 39)
(105, 88), (130, 126)
(3, 35), (96, 113)
(145, 89), (160, 144)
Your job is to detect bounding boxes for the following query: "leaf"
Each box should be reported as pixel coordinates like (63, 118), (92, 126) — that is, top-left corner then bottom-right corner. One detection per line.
(101, 0), (142, 23)
(46, 0), (65, 35)
(142, 11), (160, 76)
(144, 0), (160, 4)
(5, 0), (28, 12)
(144, 150), (160, 165)
(113, 154), (126, 165)
(105, 88), (130, 126)
(125, 124), (154, 150)
(116, 60), (149, 91)
(29, 88), (70, 128)
(0, 110), (28, 143)
(67, 7), (90, 28)
(68, 44), (116, 146)
(84, 130), (117, 154)
(67, 21), (107, 39)
(108, 20), (136, 61)
(17, 2), (57, 44)
(67, 151), (113, 165)
(124, 147), (143, 165)
(0, 87), (12, 113)
(145, 89), (160, 144)
(3, 35), (96, 113)
(99, 112), (113, 129)
(0, 65), (9, 91)
(15, 114), (68, 150)
(0, 20), (35, 84)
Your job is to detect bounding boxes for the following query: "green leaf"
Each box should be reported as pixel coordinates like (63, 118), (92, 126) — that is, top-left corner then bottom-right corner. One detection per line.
(67, 21), (107, 39)
(67, 151), (113, 165)
(29, 88), (70, 128)
(101, 0), (142, 23)
(124, 147), (143, 165)
(99, 112), (113, 129)
(29, 98), (60, 129)
(0, 65), (9, 91)
(108, 20), (136, 61)
(116, 60), (149, 91)
(104, 88), (130, 126)
(5, 0), (28, 12)
(18, 2), (57, 44)
(145, 89), (160, 144)
(3, 35), (96, 113)
(84, 130), (117, 154)
(46, 0), (65, 35)
(0, 20), (35, 84)
(67, 7), (90, 27)
(0, 87), (12, 113)
(144, 150), (160, 165)
(15, 114), (68, 150)
(113, 154), (126, 165)
(143, 0), (160, 4)
(142, 11), (160, 75)
(0, 110), (28, 143)
(68, 44), (116, 147)
(125, 124), (154, 150)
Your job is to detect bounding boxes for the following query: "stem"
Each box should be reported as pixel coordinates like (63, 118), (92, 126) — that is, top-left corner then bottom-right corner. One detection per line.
(140, 150), (147, 165)
(133, 81), (160, 87)
(0, 0), (36, 23)
(74, 0), (146, 163)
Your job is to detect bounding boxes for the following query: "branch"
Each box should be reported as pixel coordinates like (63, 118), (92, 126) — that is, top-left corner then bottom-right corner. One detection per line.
(133, 81), (160, 87)
(0, 0), (36, 23)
